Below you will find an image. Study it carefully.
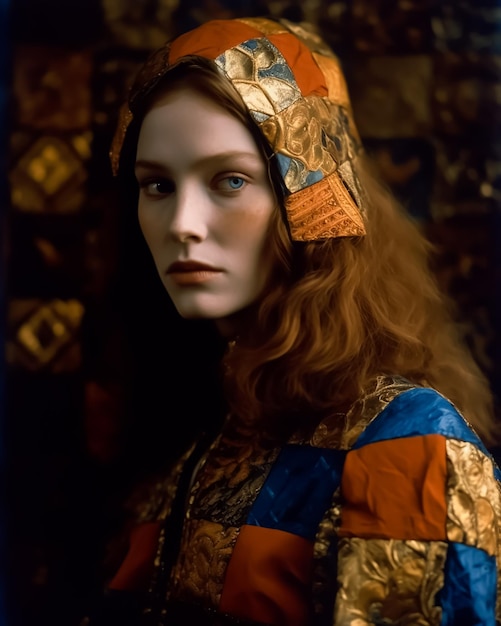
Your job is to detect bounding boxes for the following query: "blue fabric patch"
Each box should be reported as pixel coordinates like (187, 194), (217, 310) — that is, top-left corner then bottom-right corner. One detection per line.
(354, 388), (488, 456)
(240, 38), (259, 52)
(353, 388), (501, 482)
(258, 61), (296, 84)
(305, 169), (324, 186)
(239, 38), (295, 80)
(438, 542), (497, 625)
(276, 153), (292, 178)
(250, 111), (269, 123)
(247, 445), (346, 540)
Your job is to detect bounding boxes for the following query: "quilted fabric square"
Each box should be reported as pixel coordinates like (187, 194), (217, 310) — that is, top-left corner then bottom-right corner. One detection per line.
(339, 434), (448, 540)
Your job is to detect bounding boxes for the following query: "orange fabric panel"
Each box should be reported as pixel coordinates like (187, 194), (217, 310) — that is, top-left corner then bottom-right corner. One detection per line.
(268, 33), (327, 97)
(168, 22), (327, 101)
(108, 521), (162, 592)
(220, 525), (313, 626)
(169, 20), (261, 64)
(339, 434), (448, 540)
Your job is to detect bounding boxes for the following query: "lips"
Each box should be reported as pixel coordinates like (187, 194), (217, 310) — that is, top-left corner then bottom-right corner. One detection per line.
(166, 260), (223, 286)
(167, 260), (221, 273)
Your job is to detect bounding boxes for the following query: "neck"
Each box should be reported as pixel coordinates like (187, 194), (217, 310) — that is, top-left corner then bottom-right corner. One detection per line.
(213, 304), (256, 340)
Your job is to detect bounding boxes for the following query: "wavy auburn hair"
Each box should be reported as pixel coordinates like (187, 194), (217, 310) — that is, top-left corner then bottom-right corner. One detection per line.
(121, 60), (498, 446)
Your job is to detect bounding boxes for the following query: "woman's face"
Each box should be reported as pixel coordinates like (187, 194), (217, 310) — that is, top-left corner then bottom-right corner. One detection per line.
(135, 87), (276, 333)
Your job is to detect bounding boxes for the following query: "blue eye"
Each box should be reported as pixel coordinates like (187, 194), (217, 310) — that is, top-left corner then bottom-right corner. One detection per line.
(227, 176), (245, 190)
(216, 175), (246, 192)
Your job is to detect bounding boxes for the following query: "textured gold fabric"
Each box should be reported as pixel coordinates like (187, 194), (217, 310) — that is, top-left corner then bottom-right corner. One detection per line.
(235, 17), (289, 36)
(311, 53), (350, 110)
(312, 487), (342, 618)
(169, 518), (239, 607)
(260, 97), (357, 187)
(216, 41), (301, 117)
(284, 172), (365, 240)
(288, 375), (415, 449)
(446, 439), (501, 557)
(335, 538), (446, 625)
(188, 417), (280, 524)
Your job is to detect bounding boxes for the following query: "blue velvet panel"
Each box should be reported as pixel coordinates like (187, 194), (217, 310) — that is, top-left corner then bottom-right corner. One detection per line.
(438, 542), (497, 626)
(354, 388), (493, 459)
(247, 445), (346, 540)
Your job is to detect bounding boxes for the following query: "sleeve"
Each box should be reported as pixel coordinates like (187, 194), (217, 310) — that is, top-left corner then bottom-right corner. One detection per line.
(85, 441), (202, 625)
(333, 388), (501, 626)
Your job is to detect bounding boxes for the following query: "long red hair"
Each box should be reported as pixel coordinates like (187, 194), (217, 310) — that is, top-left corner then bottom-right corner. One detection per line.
(226, 156), (498, 445)
(125, 60), (498, 446)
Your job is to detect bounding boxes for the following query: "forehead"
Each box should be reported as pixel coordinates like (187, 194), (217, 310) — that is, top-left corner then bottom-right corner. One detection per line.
(139, 86), (246, 135)
(136, 88), (263, 163)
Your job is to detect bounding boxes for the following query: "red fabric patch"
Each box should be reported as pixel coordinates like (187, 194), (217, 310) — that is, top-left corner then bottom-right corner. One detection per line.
(168, 21), (327, 100)
(220, 525), (313, 626)
(169, 20), (261, 64)
(268, 33), (327, 97)
(339, 434), (448, 540)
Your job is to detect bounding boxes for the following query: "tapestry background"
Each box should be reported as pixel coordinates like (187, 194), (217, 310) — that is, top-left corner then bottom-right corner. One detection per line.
(5, 1), (501, 624)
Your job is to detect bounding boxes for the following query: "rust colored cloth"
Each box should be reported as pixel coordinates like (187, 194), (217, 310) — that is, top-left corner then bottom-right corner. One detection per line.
(219, 525), (313, 626)
(339, 434), (448, 540)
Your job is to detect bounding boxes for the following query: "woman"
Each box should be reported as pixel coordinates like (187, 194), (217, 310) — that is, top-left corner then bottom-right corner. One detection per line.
(91, 16), (501, 626)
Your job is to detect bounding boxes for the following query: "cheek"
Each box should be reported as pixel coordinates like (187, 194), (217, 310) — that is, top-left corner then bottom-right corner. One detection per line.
(218, 205), (273, 246)
(222, 211), (273, 290)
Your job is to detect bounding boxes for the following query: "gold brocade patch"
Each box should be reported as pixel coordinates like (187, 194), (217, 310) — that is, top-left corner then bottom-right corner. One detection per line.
(278, 18), (337, 59)
(311, 53), (350, 110)
(236, 17), (289, 36)
(169, 519), (239, 608)
(285, 172), (365, 240)
(259, 96), (359, 191)
(216, 39), (301, 118)
(311, 487), (342, 617)
(188, 416), (279, 525)
(335, 538), (446, 625)
(295, 376), (417, 449)
(445, 439), (501, 556)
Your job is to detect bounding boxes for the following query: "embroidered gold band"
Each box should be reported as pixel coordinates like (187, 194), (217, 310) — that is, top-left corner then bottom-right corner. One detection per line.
(285, 172), (366, 241)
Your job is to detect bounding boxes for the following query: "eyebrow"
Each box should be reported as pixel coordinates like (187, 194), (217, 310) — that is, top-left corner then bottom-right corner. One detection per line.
(134, 151), (263, 173)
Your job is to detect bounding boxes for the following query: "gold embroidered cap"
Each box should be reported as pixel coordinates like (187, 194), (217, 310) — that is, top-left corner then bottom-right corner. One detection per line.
(110, 16), (366, 241)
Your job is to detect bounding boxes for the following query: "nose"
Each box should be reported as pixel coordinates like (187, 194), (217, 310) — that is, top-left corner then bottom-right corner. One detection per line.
(169, 183), (208, 243)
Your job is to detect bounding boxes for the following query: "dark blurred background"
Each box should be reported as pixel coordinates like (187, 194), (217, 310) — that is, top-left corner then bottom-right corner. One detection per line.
(2, 0), (501, 624)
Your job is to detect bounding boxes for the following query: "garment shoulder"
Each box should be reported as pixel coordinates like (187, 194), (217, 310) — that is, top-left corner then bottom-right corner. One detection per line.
(306, 375), (418, 450)
(307, 374), (498, 471)
(353, 383), (492, 456)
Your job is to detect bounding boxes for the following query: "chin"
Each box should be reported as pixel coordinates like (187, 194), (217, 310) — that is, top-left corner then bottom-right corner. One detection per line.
(173, 305), (236, 320)
(173, 301), (253, 323)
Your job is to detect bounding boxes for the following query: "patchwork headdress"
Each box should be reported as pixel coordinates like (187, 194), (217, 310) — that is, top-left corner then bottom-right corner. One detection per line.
(110, 17), (366, 240)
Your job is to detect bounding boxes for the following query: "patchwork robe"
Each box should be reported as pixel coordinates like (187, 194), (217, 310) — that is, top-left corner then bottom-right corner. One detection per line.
(103, 376), (501, 625)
